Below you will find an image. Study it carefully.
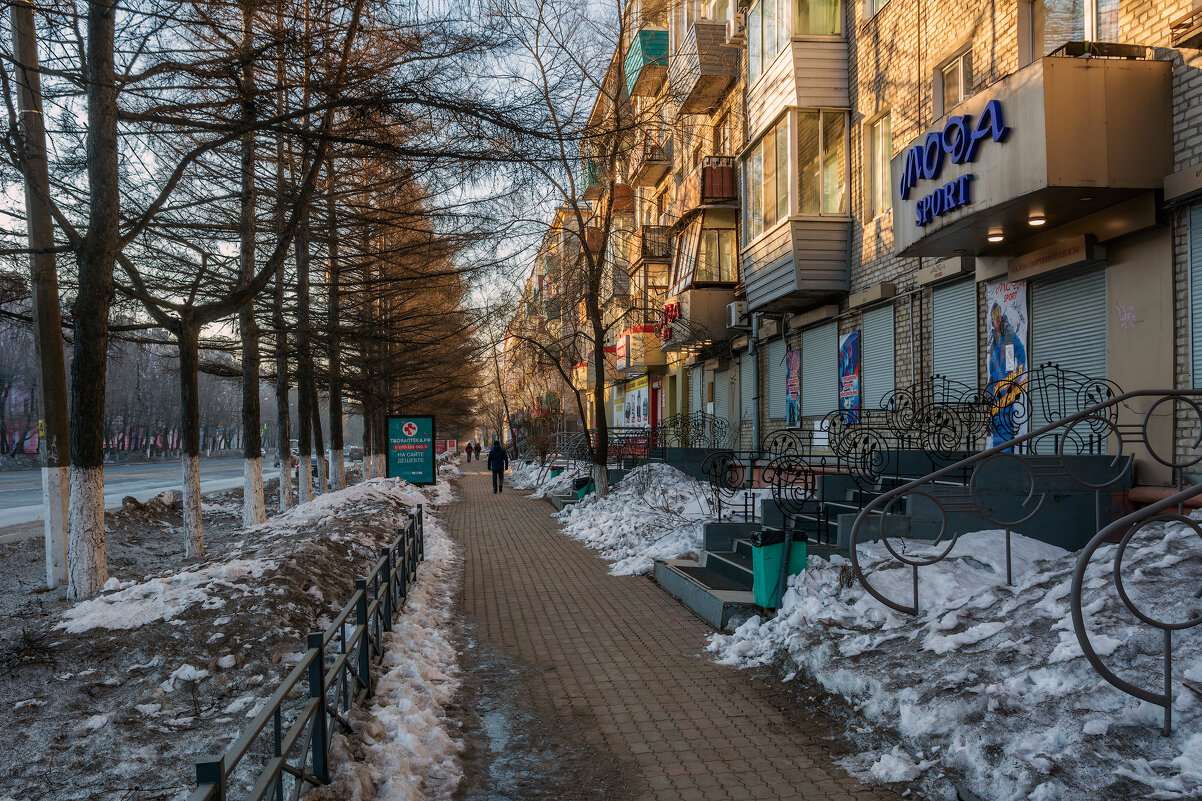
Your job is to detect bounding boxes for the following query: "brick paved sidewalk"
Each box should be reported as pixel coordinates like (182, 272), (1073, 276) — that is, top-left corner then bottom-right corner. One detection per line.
(449, 467), (905, 801)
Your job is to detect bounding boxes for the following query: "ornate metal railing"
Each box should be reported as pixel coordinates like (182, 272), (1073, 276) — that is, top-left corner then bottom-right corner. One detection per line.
(1071, 482), (1202, 735)
(848, 390), (1201, 617)
(187, 506), (426, 801)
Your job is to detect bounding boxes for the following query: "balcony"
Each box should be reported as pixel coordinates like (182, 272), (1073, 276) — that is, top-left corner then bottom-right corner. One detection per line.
(616, 326), (667, 373)
(629, 225), (672, 267)
(673, 156), (736, 220)
(629, 135), (671, 187)
(741, 218), (850, 312)
(659, 287), (733, 352)
(746, 38), (848, 139)
(668, 21), (739, 114)
(624, 28), (669, 97)
(582, 159), (604, 200)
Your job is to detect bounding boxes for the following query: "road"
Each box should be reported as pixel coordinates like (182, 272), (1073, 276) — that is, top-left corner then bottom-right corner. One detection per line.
(0, 458), (281, 527)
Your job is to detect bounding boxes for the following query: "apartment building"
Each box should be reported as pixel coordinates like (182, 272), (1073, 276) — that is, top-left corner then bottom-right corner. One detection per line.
(509, 0), (1202, 484)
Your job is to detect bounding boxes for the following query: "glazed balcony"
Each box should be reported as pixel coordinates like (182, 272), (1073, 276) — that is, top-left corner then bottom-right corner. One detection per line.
(668, 21), (739, 114)
(582, 159), (604, 200)
(624, 28), (669, 97)
(741, 218), (849, 312)
(673, 156), (737, 219)
(629, 135), (671, 187)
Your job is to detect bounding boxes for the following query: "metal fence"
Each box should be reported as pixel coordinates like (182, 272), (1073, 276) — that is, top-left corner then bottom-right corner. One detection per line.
(187, 504), (426, 801)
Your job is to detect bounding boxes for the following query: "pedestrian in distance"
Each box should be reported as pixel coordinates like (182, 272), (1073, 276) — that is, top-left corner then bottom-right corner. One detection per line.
(465, 444), (471, 463)
(474, 441), (481, 461)
(487, 439), (509, 493)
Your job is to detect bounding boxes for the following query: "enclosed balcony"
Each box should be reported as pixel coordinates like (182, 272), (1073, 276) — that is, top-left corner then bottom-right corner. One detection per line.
(668, 20), (739, 114)
(741, 219), (849, 312)
(616, 325), (667, 372)
(581, 159), (604, 200)
(625, 28), (669, 97)
(629, 134), (671, 187)
(673, 156), (737, 220)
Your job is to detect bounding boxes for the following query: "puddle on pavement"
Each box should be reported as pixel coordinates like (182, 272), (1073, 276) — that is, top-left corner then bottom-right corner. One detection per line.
(450, 624), (638, 801)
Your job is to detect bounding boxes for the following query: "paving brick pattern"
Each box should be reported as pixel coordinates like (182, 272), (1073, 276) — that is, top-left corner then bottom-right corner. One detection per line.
(449, 467), (904, 801)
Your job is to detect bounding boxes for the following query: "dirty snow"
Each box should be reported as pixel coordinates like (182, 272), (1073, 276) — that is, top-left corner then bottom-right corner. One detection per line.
(555, 463), (711, 575)
(708, 525), (1202, 800)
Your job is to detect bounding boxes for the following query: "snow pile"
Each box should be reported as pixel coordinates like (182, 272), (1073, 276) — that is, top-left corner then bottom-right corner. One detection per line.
(555, 463), (711, 575)
(311, 505), (463, 801)
(1, 474), (453, 801)
(707, 525), (1202, 800)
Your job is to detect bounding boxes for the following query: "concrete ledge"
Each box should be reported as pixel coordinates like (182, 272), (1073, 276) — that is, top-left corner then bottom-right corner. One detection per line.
(654, 558), (756, 631)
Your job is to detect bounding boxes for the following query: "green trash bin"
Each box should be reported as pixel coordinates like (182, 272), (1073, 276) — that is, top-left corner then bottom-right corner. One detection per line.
(750, 532), (808, 608)
(550, 466), (565, 478)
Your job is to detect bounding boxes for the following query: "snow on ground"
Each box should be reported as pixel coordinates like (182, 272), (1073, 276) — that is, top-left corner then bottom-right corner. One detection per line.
(555, 463), (711, 575)
(708, 525), (1202, 801)
(0, 474), (453, 801)
(507, 458), (586, 498)
(310, 498), (463, 801)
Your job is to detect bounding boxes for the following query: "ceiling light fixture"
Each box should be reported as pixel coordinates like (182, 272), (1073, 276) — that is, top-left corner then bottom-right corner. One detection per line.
(987, 230), (1004, 244)
(1028, 215), (1047, 227)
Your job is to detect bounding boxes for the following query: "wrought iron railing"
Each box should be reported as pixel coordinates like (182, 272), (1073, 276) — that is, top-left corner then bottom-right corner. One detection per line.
(847, 390), (1201, 616)
(1071, 483), (1202, 735)
(187, 505), (426, 801)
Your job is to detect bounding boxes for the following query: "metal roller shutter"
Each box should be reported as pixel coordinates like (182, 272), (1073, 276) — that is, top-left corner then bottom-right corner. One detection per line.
(714, 369), (729, 422)
(767, 339), (787, 419)
(932, 279), (977, 388)
(690, 366), (703, 414)
(1192, 204), (1202, 387)
(1031, 268), (1107, 379)
(741, 353), (756, 422)
(801, 322), (838, 417)
(861, 304), (895, 409)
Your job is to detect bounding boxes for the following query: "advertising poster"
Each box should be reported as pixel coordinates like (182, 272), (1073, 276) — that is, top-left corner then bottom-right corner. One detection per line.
(386, 416), (435, 484)
(838, 331), (861, 422)
(985, 277), (1029, 447)
(624, 375), (650, 428)
(785, 349), (801, 427)
(613, 385), (625, 428)
(435, 440), (447, 455)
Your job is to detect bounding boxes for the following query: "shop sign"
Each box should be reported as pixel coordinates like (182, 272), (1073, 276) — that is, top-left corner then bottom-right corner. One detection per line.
(660, 301), (681, 342)
(899, 99), (1011, 227)
(386, 415), (435, 485)
(1009, 235), (1101, 281)
(624, 375), (651, 428)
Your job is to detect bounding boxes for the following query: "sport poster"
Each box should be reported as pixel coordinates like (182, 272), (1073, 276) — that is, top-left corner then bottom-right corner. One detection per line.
(838, 331), (861, 423)
(985, 278), (1029, 447)
(785, 349), (801, 427)
(386, 416), (436, 484)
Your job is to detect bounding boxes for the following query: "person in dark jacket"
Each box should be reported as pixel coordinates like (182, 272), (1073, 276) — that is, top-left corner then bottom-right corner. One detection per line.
(474, 441), (482, 461)
(486, 440), (509, 493)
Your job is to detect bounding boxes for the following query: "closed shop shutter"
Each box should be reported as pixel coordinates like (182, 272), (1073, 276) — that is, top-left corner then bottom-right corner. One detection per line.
(690, 366), (703, 414)
(1031, 267), (1107, 378)
(767, 338), (787, 419)
(932, 279), (977, 388)
(861, 304), (895, 409)
(1192, 204), (1202, 387)
(801, 322), (838, 417)
(714, 369), (729, 421)
(741, 353), (756, 422)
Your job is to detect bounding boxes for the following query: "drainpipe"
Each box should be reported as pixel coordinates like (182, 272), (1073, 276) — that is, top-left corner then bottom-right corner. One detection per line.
(750, 313), (760, 449)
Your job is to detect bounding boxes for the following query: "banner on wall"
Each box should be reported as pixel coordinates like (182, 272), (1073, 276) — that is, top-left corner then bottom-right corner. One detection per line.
(624, 375), (650, 428)
(985, 277), (1029, 447)
(785, 349), (801, 427)
(839, 331), (861, 423)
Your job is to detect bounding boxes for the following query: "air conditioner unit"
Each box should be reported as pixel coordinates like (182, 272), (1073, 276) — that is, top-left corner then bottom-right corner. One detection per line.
(726, 301), (748, 329)
(725, 13), (746, 46)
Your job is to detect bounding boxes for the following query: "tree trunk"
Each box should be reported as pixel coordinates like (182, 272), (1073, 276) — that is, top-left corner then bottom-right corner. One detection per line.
(68, 0), (121, 600)
(177, 316), (204, 556)
(295, 206), (314, 503)
(238, 0), (265, 527)
(311, 386), (326, 492)
(326, 175), (345, 490)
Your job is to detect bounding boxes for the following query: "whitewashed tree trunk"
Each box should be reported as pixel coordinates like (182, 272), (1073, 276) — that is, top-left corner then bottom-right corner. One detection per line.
(278, 451), (294, 511)
(592, 462), (609, 498)
(298, 459), (313, 503)
(316, 452), (328, 494)
(67, 466), (106, 600)
(183, 454), (203, 556)
(331, 449), (346, 490)
(243, 457), (265, 527)
(43, 465), (68, 587)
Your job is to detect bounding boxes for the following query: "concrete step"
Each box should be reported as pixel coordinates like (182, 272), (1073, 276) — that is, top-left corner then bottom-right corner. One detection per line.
(704, 549), (753, 586)
(654, 558), (757, 631)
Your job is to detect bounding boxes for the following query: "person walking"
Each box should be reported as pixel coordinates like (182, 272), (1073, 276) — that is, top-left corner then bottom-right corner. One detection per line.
(473, 441), (482, 461)
(465, 443), (472, 463)
(487, 439), (509, 493)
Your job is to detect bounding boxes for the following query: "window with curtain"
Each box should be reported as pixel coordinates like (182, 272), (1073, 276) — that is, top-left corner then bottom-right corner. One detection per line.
(747, 0), (841, 84)
(797, 110), (847, 215)
(868, 114), (892, 218)
(743, 116), (789, 242)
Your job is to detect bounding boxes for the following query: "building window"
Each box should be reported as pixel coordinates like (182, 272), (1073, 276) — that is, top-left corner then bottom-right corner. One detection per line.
(864, 0), (889, 19)
(714, 112), (732, 155)
(1029, 0), (1120, 60)
(748, 0), (842, 84)
(743, 115), (789, 242)
(938, 49), (973, 117)
(797, 109), (847, 215)
(696, 229), (737, 282)
(867, 114), (891, 218)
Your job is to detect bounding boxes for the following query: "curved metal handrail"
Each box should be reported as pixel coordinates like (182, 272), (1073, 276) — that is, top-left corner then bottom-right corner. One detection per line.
(1071, 483), (1202, 735)
(848, 390), (1202, 616)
